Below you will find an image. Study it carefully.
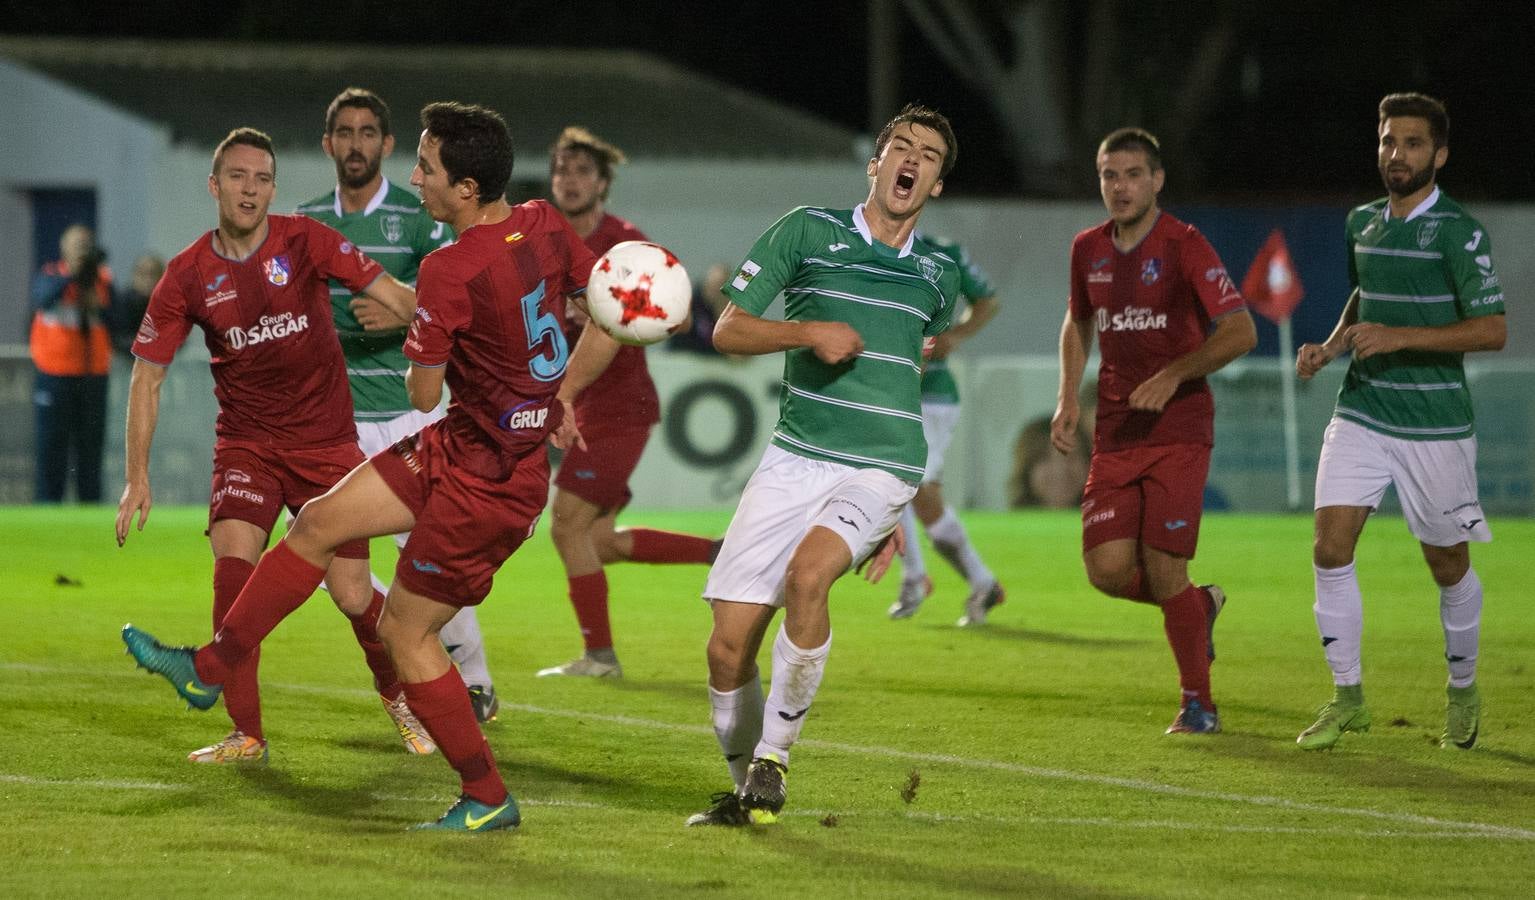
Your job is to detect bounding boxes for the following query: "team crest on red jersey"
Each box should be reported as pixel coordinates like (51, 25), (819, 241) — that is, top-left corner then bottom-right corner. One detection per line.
(263, 255), (291, 287)
(1140, 258), (1161, 285)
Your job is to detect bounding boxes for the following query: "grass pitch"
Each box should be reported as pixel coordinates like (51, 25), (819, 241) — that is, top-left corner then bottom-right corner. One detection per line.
(2, 505), (1533, 898)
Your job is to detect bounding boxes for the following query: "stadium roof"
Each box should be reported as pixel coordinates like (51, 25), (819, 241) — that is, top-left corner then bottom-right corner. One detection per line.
(0, 36), (862, 161)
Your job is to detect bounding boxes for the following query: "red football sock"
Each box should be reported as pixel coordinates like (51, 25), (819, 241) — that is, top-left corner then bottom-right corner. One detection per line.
(196, 539), (326, 685)
(626, 528), (716, 564)
(1160, 583), (1213, 708)
(402, 667), (506, 806)
(348, 590), (402, 699)
(568, 571), (612, 652)
(212, 557), (262, 741)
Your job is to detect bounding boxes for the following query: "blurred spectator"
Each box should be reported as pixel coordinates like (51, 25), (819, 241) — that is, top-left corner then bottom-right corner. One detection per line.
(29, 224), (113, 503)
(109, 253), (165, 357)
(1009, 416), (1089, 508)
(1011, 380), (1096, 509)
(667, 262), (730, 355)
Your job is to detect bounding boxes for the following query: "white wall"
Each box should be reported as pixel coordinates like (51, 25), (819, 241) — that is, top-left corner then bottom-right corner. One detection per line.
(0, 58), (169, 344)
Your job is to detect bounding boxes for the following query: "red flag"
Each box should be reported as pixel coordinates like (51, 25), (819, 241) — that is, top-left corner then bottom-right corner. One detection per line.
(1241, 229), (1305, 323)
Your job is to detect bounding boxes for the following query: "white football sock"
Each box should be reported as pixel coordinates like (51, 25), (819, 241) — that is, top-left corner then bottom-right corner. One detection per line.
(1440, 567), (1482, 688)
(926, 506), (994, 590)
(900, 503), (926, 582)
(439, 606), (492, 688)
(1314, 562), (1363, 686)
(756, 626), (832, 766)
(709, 677), (764, 790)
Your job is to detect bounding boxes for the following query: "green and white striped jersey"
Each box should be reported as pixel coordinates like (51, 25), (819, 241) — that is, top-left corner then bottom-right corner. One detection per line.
(1336, 188), (1505, 440)
(914, 232), (995, 405)
(296, 178), (453, 420)
(723, 205), (959, 481)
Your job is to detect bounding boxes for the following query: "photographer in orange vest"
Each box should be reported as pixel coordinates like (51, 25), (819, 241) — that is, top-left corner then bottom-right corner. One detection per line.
(30, 223), (114, 503)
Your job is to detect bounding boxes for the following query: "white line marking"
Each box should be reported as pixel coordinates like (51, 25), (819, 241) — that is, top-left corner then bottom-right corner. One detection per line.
(0, 773), (1521, 841)
(7, 662), (1532, 840)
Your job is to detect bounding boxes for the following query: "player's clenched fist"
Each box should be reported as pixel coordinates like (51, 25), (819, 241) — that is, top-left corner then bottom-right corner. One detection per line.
(1295, 342), (1336, 380)
(807, 321), (864, 364)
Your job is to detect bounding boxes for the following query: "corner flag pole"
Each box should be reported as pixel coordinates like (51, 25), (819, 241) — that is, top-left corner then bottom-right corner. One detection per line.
(1278, 315), (1301, 510)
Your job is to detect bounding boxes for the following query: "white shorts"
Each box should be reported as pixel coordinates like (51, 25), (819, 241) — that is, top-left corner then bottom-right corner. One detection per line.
(356, 405), (447, 457)
(358, 406), (447, 549)
(920, 401), (962, 484)
(703, 444), (917, 607)
(1315, 416), (1492, 546)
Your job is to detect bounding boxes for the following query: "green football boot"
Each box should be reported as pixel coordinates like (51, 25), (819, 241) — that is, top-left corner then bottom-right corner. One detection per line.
(122, 624), (221, 711)
(1296, 684), (1370, 750)
(1441, 682), (1481, 750)
(414, 795), (521, 833)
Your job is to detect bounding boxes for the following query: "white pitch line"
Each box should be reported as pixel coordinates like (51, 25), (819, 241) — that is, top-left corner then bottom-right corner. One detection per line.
(7, 662), (1534, 841)
(0, 773), (1522, 842)
(0, 773), (186, 792)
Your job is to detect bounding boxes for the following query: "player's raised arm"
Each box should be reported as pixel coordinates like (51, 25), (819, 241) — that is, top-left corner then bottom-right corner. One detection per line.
(1297, 288), (1360, 380)
(712, 302), (863, 363)
(1128, 309), (1257, 413)
(350, 273), (416, 331)
(116, 359), (167, 545)
(1345, 310), (1505, 360)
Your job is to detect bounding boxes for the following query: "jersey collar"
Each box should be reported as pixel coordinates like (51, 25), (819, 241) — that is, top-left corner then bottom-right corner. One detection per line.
(853, 204), (914, 257)
(1383, 185), (1440, 222)
(333, 177), (391, 217)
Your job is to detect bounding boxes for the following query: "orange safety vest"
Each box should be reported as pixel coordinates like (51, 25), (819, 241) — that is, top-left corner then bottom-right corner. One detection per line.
(30, 260), (113, 377)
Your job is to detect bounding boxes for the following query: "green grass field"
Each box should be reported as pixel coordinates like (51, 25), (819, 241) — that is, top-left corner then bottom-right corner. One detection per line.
(2, 505), (1533, 898)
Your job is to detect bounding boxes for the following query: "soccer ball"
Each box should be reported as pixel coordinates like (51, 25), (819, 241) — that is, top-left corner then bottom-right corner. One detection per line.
(584, 240), (691, 346)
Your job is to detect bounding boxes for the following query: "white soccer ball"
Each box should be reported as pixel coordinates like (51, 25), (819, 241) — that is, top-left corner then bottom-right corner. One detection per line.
(585, 240), (691, 346)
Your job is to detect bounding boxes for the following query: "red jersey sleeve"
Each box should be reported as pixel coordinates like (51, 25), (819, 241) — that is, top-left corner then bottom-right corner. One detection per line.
(302, 216), (386, 294)
(1067, 232), (1093, 320)
(132, 262), (195, 366)
(1181, 227), (1246, 319)
(404, 252), (469, 367)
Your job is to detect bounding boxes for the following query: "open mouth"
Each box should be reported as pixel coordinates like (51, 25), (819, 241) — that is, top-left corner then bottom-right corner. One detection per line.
(894, 169), (916, 198)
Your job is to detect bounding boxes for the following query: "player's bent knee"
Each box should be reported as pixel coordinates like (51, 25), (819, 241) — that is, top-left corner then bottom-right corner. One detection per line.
(1312, 539), (1354, 571)
(1084, 563), (1133, 599)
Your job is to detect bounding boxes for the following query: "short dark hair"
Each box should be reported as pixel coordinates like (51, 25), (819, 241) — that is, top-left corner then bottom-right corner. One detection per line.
(212, 127), (276, 177)
(1379, 92), (1449, 149)
(326, 87), (391, 136)
(874, 103), (958, 179)
(550, 126), (628, 196)
(1098, 127), (1161, 170)
(420, 102), (514, 205)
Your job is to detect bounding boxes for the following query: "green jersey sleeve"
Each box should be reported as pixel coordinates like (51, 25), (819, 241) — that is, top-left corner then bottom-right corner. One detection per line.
(1442, 217), (1505, 319)
(924, 264), (961, 337)
(722, 207), (811, 316)
(955, 244), (995, 300)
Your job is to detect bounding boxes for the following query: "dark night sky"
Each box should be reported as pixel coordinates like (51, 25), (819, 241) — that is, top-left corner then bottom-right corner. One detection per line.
(6, 0), (1533, 201)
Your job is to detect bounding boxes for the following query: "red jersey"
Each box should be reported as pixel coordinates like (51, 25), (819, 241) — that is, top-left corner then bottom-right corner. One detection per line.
(135, 214), (383, 448)
(569, 212), (661, 428)
(405, 199), (597, 474)
(1068, 212), (1244, 451)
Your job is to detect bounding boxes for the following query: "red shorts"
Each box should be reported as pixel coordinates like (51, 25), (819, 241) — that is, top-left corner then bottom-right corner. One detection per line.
(1081, 443), (1210, 558)
(208, 439), (369, 559)
(553, 419), (653, 512)
(372, 420), (550, 607)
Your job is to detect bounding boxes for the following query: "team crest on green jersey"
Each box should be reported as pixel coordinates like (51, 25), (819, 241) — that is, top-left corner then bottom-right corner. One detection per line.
(382, 213), (405, 244)
(918, 255), (939, 284)
(1416, 219), (1440, 249)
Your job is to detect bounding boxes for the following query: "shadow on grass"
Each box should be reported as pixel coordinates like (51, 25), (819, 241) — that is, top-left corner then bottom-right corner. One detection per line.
(946, 623), (1153, 650)
(1169, 724), (1535, 808)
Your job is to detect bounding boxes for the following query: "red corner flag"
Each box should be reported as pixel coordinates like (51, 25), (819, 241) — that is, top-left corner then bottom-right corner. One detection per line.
(1241, 229), (1305, 323)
